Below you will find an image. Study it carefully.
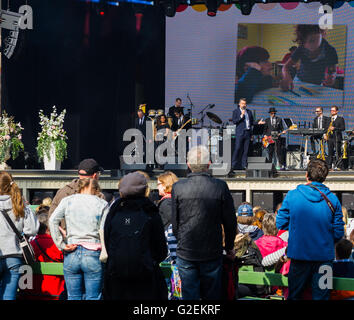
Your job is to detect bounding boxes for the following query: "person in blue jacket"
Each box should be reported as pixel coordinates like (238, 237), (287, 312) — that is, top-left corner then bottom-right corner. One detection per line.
(276, 159), (344, 300)
(235, 46), (274, 104)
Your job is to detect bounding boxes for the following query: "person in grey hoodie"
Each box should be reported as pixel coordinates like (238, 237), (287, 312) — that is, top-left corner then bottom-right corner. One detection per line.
(0, 171), (39, 300)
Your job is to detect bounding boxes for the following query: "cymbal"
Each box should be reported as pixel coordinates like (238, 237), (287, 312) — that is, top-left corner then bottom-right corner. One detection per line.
(206, 112), (222, 124)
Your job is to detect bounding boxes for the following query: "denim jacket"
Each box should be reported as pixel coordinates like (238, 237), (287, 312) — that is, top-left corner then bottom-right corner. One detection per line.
(49, 194), (109, 251)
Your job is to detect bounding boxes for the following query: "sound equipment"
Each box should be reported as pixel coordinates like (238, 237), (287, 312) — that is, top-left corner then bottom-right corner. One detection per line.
(247, 157), (267, 163)
(252, 192), (274, 212)
(231, 192), (245, 211)
(246, 161), (276, 178)
(341, 193), (354, 212)
(120, 163), (150, 174)
(163, 163), (189, 177)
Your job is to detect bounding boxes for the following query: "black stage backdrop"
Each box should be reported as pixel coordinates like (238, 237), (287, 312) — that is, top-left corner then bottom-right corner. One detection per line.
(1, 0), (165, 170)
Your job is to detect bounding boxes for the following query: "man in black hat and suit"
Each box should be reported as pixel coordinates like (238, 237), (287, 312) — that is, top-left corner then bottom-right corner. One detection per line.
(263, 107), (287, 170)
(171, 107), (192, 157)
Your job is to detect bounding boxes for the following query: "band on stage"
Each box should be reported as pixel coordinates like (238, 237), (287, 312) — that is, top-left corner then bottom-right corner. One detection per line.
(133, 97), (353, 171)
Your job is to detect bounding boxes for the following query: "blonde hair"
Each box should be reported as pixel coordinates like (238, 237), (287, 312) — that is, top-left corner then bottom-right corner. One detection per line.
(253, 209), (267, 229)
(0, 171), (24, 219)
(262, 213), (278, 236)
(342, 207), (348, 225)
(78, 178), (101, 196)
(42, 197), (52, 207)
(157, 171), (179, 193)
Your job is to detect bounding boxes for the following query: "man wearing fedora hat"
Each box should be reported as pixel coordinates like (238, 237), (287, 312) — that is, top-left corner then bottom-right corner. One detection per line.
(263, 107), (287, 170)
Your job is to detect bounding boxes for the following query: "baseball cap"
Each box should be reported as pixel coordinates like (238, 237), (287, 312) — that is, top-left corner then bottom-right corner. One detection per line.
(78, 158), (104, 176)
(237, 204), (253, 216)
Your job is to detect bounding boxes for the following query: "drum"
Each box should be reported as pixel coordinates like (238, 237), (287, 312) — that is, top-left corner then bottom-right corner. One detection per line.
(148, 109), (157, 118)
(191, 118), (199, 125)
(157, 109), (164, 116)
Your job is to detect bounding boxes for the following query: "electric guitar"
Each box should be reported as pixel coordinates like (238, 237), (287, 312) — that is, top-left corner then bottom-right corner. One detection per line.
(262, 129), (289, 148)
(172, 119), (192, 141)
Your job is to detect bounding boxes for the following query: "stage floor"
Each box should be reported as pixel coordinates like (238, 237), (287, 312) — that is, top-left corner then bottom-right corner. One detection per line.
(8, 169), (354, 205)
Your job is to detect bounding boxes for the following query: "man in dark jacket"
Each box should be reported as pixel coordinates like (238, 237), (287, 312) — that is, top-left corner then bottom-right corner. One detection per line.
(325, 105), (345, 170)
(231, 98), (254, 170)
(171, 145), (237, 300)
(103, 172), (168, 300)
(262, 107), (286, 170)
(276, 159), (344, 300)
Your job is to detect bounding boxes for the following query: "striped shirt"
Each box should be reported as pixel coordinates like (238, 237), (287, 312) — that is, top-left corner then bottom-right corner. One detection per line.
(165, 224), (177, 263)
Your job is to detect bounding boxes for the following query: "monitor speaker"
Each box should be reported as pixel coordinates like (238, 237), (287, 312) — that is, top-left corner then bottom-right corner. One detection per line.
(246, 162), (276, 178)
(163, 163), (189, 177)
(252, 192), (274, 212)
(231, 192), (245, 210)
(120, 163), (149, 175)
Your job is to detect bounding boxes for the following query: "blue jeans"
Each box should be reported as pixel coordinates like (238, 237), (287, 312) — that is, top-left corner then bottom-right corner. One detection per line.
(287, 260), (333, 300)
(176, 256), (222, 300)
(0, 257), (23, 300)
(63, 246), (103, 300)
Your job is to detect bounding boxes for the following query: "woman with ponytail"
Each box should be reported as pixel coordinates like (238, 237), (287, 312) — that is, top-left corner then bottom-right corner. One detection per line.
(0, 171), (39, 300)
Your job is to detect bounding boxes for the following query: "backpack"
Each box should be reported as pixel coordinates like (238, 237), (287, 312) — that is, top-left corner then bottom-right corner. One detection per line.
(107, 208), (155, 280)
(236, 239), (269, 297)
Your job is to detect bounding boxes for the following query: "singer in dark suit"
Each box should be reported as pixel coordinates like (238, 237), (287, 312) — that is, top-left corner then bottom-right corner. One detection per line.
(310, 107), (330, 154)
(263, 107), (286, 169)
(231, 98), (254, 170)
(135, 108), (147, 137)
(325, 105), (345, 169)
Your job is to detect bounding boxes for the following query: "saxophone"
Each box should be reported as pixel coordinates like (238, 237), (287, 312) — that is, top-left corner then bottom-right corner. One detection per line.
(317, 138), (326, 160)
(343, 140), (348, 159)
(325, 118), (333, 140)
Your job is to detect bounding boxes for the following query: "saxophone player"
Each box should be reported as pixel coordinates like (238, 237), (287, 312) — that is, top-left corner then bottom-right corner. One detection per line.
(324, 106), (345, 170)
(311, 107), (330, 155)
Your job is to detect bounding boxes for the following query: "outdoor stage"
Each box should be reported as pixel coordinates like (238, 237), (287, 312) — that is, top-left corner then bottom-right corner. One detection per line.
(10, 169), (354, 213)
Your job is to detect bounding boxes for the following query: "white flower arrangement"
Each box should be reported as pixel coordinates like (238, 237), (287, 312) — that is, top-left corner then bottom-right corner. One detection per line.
(36, 106), (68, 162)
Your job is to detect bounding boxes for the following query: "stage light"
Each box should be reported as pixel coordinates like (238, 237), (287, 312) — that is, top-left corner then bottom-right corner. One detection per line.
(206, 0), (219, 16)
(239, 0), (254, 15)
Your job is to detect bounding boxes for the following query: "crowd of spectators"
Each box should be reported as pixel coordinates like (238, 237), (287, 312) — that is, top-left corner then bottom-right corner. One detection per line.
(0, 154), (354, 301)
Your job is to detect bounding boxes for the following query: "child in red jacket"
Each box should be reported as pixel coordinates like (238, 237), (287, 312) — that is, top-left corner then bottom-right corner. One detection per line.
(19, 212), (65, 300)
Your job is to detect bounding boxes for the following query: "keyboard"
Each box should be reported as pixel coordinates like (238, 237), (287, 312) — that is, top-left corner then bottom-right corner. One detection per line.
(288, 128), (325, 136)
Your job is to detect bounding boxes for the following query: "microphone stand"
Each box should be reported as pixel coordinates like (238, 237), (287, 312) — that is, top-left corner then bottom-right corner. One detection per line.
(198, 104), (213, 128)
(186, 93), (194, 120)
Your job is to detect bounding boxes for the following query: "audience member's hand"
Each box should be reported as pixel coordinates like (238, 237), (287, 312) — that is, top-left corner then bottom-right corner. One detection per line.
(322, 73), (336, 87)
(63, 244), (77, 252)
(245, 62), (261, 71)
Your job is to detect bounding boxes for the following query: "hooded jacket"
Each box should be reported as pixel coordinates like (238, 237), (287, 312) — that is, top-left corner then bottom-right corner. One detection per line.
(0, 195), (39, 258)
(276, 181), (344, 261)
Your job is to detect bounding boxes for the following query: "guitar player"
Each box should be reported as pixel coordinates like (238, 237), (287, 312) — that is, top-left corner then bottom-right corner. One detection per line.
(263, 107), (287, 170)
(171, 107), (192, 157)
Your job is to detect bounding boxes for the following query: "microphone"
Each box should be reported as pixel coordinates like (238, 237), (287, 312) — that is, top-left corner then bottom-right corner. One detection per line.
(208, 104), (215, 109)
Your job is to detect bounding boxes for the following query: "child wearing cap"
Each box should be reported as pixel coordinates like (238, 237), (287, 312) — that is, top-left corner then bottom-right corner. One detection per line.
(235, 46), (274, 104)
(237, 203), (264, 241)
